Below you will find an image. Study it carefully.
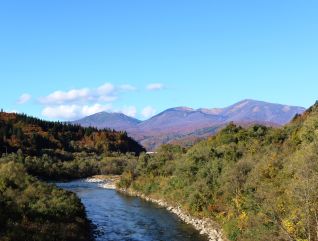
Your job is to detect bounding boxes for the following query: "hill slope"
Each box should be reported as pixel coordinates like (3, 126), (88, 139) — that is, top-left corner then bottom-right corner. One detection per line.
(72, 112), (141, 130)
(220, 99), (305, 124)
(122, 101), (318, 241)
(0, 111), (145, 157)
(74, 99), (305, 150)
(0, 112), (148, 241)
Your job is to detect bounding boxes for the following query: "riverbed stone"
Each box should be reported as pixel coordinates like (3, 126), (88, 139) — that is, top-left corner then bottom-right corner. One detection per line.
(117, 188), (226, 241)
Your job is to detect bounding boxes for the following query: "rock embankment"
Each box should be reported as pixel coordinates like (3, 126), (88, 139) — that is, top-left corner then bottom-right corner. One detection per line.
(86, 176), (225, 241)
(86, 175), (120, 189)
(118, 188), (225, 241)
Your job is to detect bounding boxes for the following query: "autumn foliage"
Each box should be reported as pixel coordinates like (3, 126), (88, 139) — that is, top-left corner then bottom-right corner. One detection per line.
(123, 102), (318, 241)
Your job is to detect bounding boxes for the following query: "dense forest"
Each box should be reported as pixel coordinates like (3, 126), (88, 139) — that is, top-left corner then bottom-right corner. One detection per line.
(0, 112), (144, 241)
(0, 111), (145, 158)
(119, 102), (318, 241)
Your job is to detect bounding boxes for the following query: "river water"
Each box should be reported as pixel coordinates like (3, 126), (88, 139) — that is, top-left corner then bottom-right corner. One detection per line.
(56, 179), (208, 241)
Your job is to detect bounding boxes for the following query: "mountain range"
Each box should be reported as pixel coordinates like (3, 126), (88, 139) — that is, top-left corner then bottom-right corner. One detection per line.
(72, 99), (306, 150)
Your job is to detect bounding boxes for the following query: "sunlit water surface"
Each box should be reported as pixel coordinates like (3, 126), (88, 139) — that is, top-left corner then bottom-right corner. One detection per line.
(56, 180), (208, 241)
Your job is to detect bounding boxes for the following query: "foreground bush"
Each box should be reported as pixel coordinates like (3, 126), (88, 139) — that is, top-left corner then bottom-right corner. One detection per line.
(0, 161), (92, 241)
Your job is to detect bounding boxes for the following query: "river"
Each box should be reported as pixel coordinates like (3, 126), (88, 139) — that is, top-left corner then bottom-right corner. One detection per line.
(56, 179), (208, 241)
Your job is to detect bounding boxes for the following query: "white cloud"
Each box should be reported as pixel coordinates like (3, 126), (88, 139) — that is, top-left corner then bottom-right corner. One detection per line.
(39, 83), (140, 120)
(119, 84), (136, 92)
(82, 104), (112, 116)
(141, 106), (156, 119)
(42, 105), (79, 119)
(39, 83), (116, 105)
(121, 106), (137, 117)
(42, 104), (112, 120)
(17, 93), (32, 104)
(39, 88), (90, 104)
(146, 83), (164, 91)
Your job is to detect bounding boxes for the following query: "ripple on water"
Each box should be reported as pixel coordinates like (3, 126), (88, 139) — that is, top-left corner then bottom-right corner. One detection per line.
(56, 180), (208, 241)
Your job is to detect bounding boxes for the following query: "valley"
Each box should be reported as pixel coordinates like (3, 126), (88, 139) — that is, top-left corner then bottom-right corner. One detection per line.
(0, 101), (317, 241)
(2, 1), (316, 240)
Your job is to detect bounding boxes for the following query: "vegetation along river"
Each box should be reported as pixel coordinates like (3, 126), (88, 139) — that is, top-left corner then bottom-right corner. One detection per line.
(56, 179), (208, 241)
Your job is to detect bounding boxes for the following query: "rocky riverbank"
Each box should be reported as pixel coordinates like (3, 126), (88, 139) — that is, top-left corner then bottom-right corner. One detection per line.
(85, 175), (120, 189)
(117, 188), (225, 241)
(85, 176), (225, 241)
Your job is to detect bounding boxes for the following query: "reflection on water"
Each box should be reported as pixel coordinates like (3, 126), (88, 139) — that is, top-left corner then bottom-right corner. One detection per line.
(56, 180), (208, 241)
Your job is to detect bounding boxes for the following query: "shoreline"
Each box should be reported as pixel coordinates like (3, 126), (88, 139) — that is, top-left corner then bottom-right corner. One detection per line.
(84, 175), (225, 241)
(85, 175), (120, 189)
(117, 188), (225, 241)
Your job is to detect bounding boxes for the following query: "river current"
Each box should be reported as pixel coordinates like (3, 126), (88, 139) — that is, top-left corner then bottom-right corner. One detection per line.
(56, 180), (208, 241)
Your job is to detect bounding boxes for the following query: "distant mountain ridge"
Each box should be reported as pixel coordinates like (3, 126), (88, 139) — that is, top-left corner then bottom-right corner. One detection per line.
(74, 112), (141, 131)
(72, 99), (306, 150)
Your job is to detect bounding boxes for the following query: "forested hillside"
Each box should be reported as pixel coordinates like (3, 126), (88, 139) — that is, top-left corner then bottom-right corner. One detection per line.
(0, 156), (92, 241)
(0, 111), (145, 158)
(119, 102), (318, 241)
(0, 111), (145, 241)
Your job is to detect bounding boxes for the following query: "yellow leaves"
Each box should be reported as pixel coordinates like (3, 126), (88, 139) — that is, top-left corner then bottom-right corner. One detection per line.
(238, 211), (248, 230)
(282, 218), (296, 236)
(231, 194), (249, 230)
(284, 214), (311, 240)
(282, 212), (308, 241)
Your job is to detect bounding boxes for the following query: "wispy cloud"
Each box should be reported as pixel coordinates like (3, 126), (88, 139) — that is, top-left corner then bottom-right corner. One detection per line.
(146, 83), (164, 91)
(17, 93), (32, 104)
(141, 106), (156, 119)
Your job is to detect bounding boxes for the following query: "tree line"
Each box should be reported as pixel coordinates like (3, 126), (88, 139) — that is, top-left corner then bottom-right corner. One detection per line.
(0, 112), (145, 157)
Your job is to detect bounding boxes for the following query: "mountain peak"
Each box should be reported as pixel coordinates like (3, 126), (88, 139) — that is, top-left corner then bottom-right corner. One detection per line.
(72, 111), (141, 130)
(73, 99), (306, 151)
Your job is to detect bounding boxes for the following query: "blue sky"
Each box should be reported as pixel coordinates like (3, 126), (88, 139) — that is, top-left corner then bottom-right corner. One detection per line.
(0, 0), (317, 120)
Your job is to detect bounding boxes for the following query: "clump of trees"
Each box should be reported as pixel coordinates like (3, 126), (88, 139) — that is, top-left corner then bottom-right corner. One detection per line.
(20, 151), (139, 180)
(0, 157), (93, 241)
(120, 103), (318, 241)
